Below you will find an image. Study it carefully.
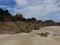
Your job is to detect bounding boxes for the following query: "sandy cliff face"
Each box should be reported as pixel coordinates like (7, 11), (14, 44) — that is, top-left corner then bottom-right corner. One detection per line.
(0, 21), (40, 34)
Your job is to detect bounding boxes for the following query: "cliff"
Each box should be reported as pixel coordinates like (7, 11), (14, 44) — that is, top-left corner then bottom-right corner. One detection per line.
(0, 8), (60, 34)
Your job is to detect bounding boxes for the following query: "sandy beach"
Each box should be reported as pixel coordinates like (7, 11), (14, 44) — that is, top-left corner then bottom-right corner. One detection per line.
(0, 26), (60, 45)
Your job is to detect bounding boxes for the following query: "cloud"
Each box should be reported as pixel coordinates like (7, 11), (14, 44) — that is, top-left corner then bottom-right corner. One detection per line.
(0, 5), (18, 15)
(0, 0), (60, 21)
(14, 0), (60, 19)
(15, 0), (28, 6)
(15, 0), (60, 16)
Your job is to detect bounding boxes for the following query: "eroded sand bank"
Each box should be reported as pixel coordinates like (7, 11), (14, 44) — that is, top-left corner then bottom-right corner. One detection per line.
(0, 26), (60, 45)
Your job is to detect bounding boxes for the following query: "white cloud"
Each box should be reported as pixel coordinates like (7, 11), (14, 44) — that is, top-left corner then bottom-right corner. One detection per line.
(0, 0), (60, 21)
(14, 0), (60, 20)
(15, 0), (28, 6)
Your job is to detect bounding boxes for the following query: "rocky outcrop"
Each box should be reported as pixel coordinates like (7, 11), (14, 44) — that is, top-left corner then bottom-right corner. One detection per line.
(41, 20), (60, 26)
(0, 8), (60, 34)
(0, 21), (40, 34)
(41, 20), (55, 26)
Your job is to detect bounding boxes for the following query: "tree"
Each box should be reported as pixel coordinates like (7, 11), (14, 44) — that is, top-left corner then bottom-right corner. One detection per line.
(4, 10), (12, 16)
(42, 20), (55, 26)
(31, 17), (37, 21)
(38, 20), (42, 22)
(27, 17), (37, 22)
(0, 8), (5, 21)
(44, 20), (54, 23)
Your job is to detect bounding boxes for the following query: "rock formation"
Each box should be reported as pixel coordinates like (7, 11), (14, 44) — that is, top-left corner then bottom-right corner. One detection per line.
(0, 8), (60, 34)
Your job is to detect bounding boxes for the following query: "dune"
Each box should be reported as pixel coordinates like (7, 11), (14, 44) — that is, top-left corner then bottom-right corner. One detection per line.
(0, 26), (60, 45)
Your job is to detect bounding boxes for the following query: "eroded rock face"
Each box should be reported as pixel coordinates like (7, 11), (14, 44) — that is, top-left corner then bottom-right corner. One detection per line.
(0, 21), (40, 34)
(0, 8), (60, 34)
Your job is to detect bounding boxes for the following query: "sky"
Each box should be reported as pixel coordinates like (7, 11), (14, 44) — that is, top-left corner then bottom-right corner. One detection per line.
(0, 0), (60, 22)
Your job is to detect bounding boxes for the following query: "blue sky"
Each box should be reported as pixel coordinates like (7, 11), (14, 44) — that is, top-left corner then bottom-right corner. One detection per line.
(0, 0), (60, 22)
